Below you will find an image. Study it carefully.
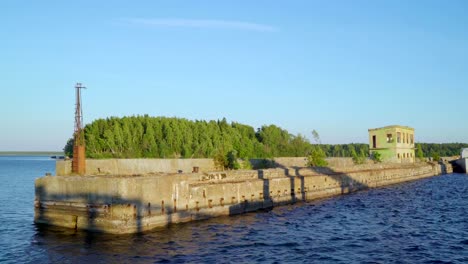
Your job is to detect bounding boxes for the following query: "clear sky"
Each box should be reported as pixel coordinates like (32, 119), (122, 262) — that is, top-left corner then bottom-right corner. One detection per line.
(1, 0), (467, 151)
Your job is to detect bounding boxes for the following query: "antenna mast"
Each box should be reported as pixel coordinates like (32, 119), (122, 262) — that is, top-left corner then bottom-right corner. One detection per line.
(72, 83), (86, 175)
(74, 83), (85, 145)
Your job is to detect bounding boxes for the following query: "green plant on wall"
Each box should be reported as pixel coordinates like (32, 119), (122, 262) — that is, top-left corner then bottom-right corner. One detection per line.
(240, 159), (252, 170)
(352, 148), (366, 164)
(213, 148), (228, 170)
(213, 149), (243, 170)
(307, 146), (328, 167)
(431, 152), (440, 163)
(227, 150), (241, 170)
(371, 151), (382, 163)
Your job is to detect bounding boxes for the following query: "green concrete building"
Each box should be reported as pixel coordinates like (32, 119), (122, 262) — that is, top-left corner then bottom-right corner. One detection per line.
(368, 125), (415, 163)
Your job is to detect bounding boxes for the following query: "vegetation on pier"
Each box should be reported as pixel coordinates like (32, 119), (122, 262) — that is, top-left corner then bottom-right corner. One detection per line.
(63, 116), (468, 159)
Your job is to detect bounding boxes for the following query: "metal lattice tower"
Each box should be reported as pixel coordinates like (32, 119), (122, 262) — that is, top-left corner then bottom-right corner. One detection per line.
(74, 83), (85, 145)
(72, 83), (86, 174)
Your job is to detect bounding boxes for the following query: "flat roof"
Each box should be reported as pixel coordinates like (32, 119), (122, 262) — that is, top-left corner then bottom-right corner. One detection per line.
(368, 125), (414, 131)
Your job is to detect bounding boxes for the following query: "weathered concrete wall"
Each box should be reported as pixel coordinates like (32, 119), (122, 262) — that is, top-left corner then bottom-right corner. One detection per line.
(35, 162), (452, 234)
(56, 158), (217, 176)
(56, 160), (72, 175)
(250, 157), (371, 170)
(57, 157), (366, 176)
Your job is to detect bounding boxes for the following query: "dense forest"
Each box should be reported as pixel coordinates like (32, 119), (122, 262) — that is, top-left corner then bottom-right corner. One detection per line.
(64, 116), (468, 159)
(418, 143), (468, 157)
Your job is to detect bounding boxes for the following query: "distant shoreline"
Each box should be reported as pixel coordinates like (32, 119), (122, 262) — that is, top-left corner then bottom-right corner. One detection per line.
(0, 151), (63, 156)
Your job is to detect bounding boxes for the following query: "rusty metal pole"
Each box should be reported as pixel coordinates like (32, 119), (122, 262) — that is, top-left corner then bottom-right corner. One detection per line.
(72, 83), (86, 175)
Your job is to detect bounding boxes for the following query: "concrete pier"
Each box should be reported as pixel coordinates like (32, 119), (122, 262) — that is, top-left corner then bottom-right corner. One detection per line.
(35, 161), (452, 234)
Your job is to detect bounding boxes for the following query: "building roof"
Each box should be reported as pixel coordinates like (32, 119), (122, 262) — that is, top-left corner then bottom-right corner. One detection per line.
(368, 125), (414, 132)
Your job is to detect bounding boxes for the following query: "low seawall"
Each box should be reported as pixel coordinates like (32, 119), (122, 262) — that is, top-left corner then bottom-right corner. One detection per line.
(55, 157), (367, 176)
(35, 162), (452, 234)
(56, 158), (217, 176)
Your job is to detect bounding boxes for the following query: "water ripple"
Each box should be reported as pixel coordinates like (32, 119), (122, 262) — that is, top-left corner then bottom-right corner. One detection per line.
(1, 157), (468, 263)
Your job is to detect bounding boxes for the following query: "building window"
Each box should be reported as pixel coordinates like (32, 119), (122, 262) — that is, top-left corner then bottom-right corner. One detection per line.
(398, 153), (400, 158)
(410, 134), (414, 144)
(397, 132), (401, 143)
(386, 134), (393, 143)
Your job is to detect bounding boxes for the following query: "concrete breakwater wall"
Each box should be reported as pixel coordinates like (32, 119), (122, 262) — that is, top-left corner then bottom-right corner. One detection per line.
(55, 157), (365, 176)
(35, 162), (452, 234)
(56, 158), (218, 176)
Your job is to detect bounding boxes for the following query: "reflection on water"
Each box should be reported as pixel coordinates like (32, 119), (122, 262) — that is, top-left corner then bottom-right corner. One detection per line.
(1, 156), (467, 263)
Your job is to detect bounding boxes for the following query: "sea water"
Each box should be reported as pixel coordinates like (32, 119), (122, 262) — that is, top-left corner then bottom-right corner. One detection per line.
(0, 156), (467, 263)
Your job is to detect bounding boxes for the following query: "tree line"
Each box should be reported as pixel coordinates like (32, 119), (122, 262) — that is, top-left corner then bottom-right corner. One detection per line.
(418, 143), (468, 157)
(65, 115), (312, 159)
(64, 116), (467, 159)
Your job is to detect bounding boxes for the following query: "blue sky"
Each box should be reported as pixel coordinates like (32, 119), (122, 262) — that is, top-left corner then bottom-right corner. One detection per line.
(1, 0), (467, 151)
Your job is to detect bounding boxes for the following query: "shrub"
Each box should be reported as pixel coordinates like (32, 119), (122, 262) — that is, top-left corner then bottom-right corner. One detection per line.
(227, 150), (241, 170)
(371, 151), (382, 163)
(352, 149), (366, 165)
(213, 149), (228, 170)
(416, 144), (424, 161)
(240, 159), (253, 170)
(307, 146), (328, 167)
(213, 149), (242, 170)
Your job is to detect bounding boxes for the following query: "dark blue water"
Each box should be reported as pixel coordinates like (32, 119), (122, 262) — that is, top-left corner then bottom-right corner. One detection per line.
(0, 156), (467, 263)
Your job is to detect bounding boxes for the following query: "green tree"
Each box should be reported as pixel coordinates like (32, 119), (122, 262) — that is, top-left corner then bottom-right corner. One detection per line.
(351, 148), (366, 165)
(416, 144), (424, 161)
(307, 146), (328, 167)
(226, 150), (241, 170)
(69, 115), (468, 162)
(213, 148), (228, 170)
(64, 138), (74, 157)
(311, 129), (321, 144)
(332, 145), (342, 157)
(142, 124), (157, 157)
